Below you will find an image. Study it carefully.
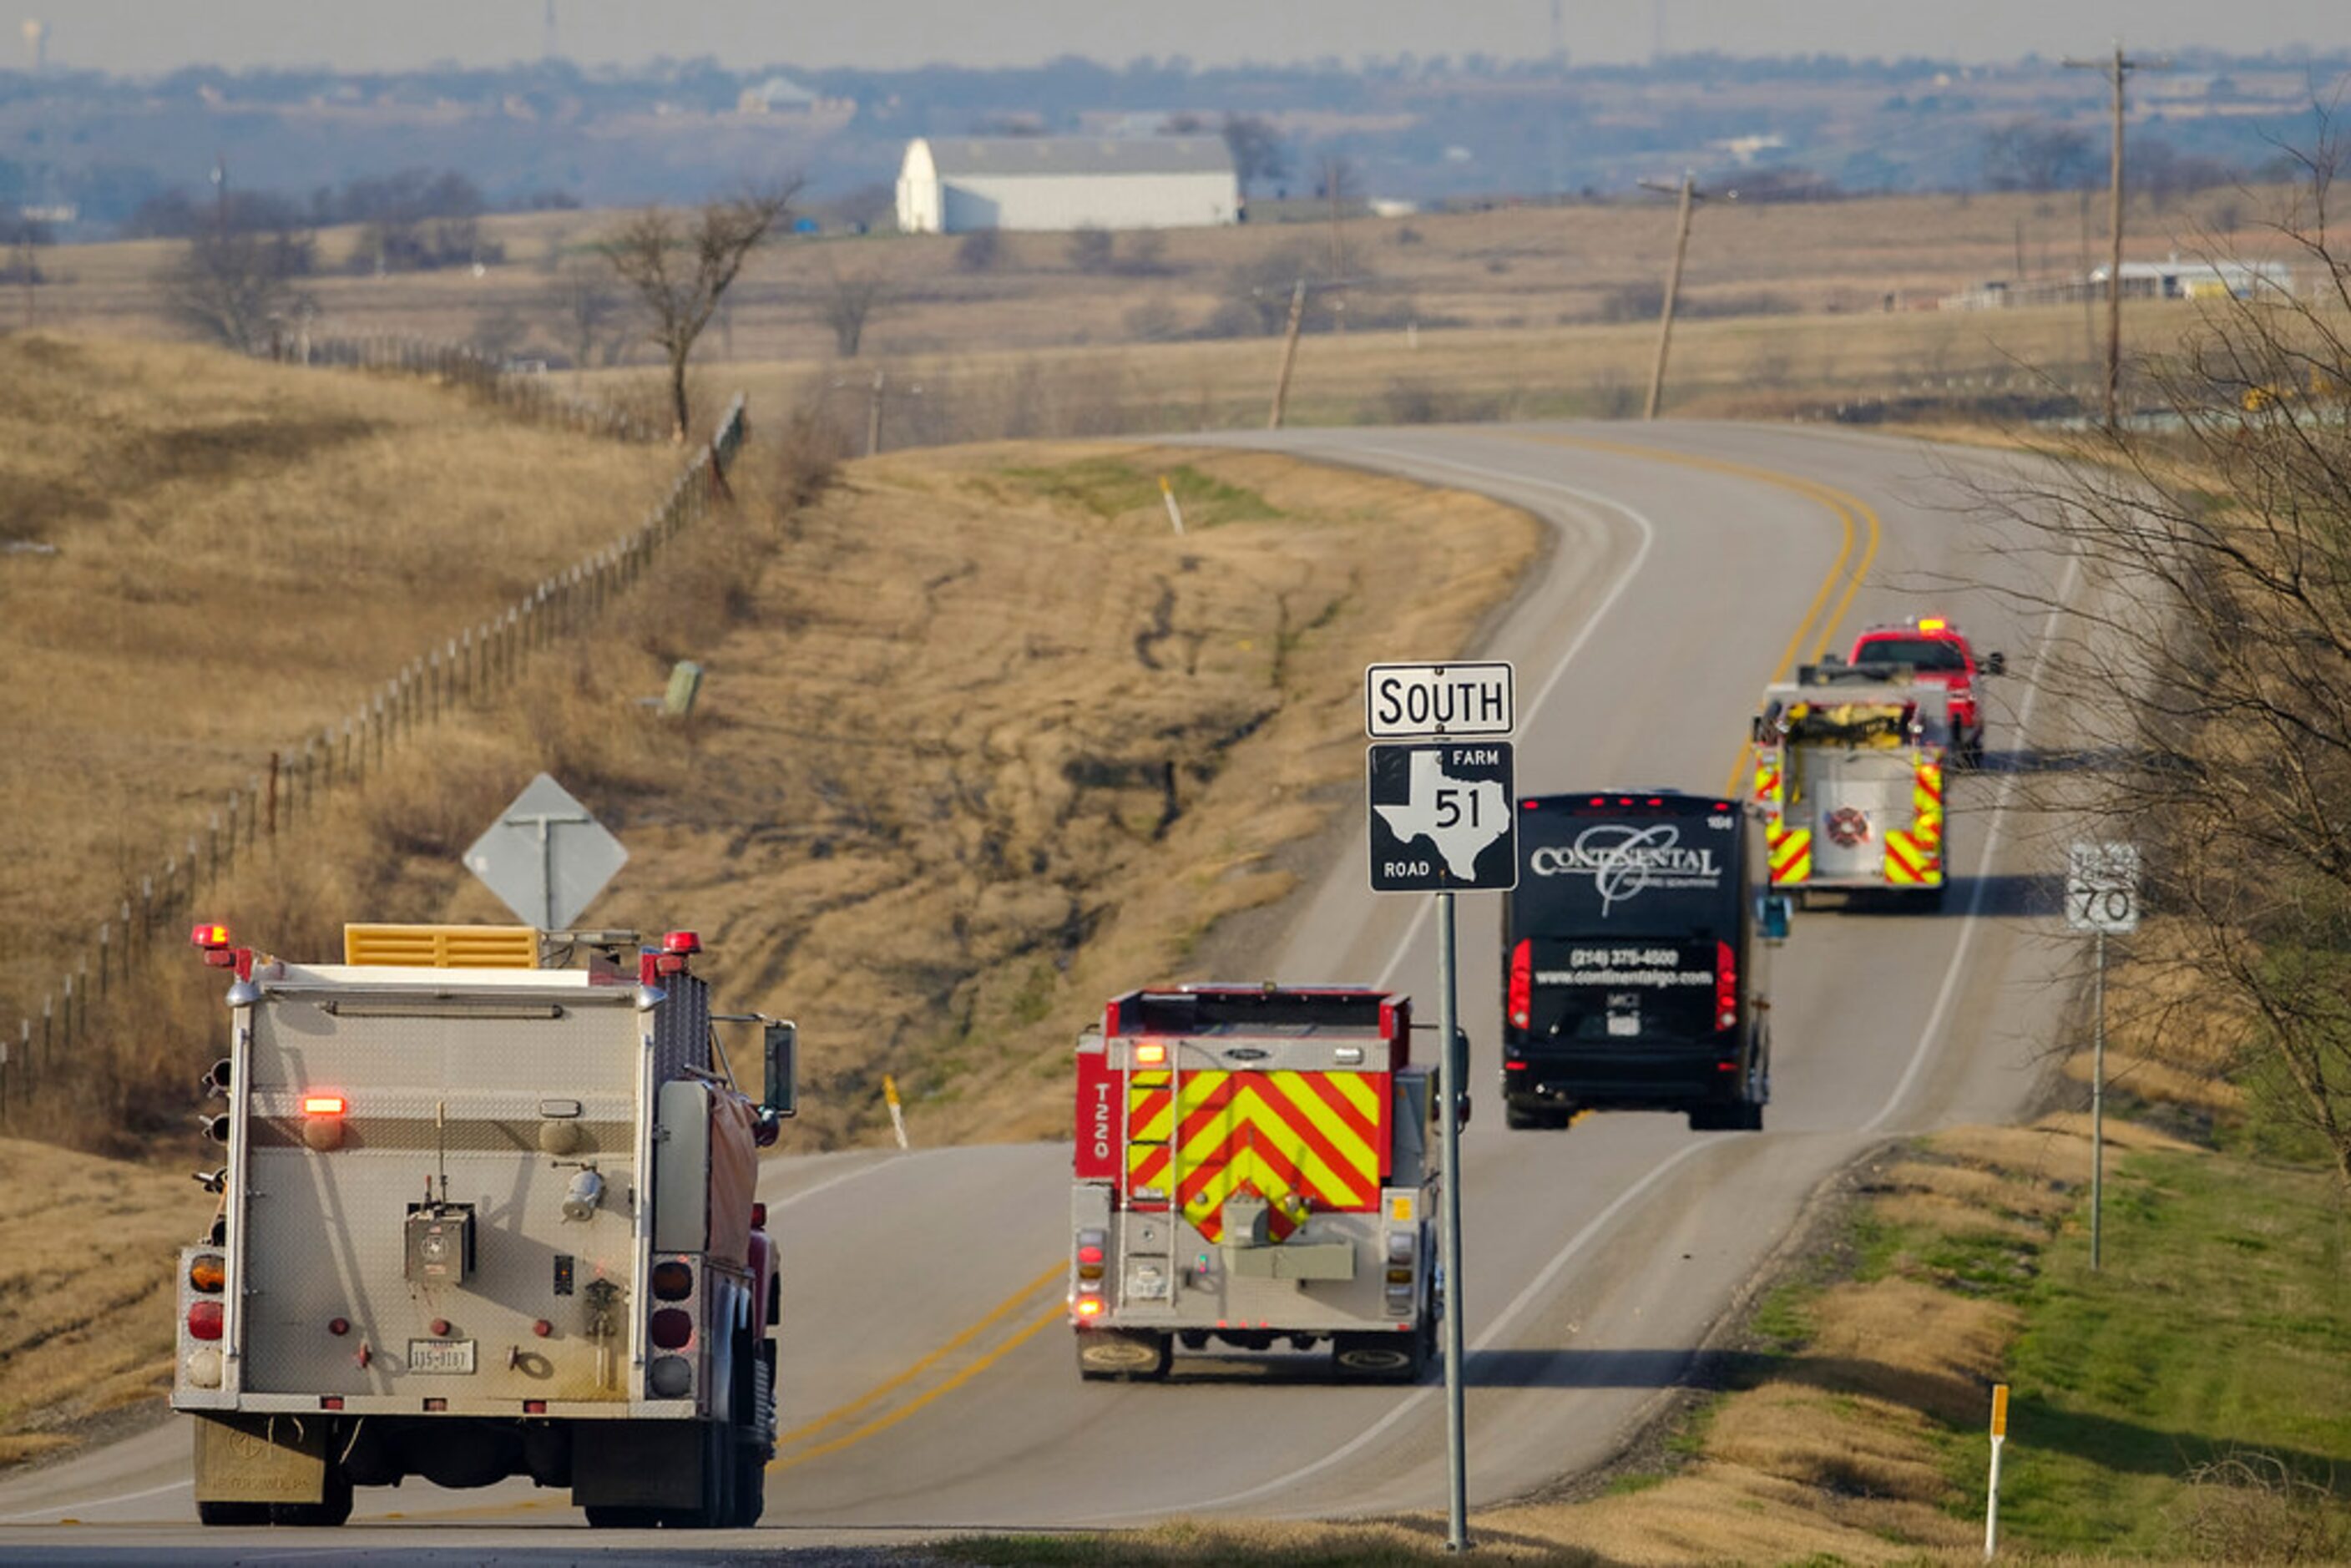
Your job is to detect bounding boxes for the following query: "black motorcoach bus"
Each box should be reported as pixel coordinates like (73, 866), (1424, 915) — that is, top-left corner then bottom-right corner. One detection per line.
(1501, 791), (1789, 1131)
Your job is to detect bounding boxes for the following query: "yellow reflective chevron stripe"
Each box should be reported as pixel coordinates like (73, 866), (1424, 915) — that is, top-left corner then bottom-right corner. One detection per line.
(1911, 756), (1944, 848)
(1752, 756), (1784, 819)
(1125, 1070), (1173, 1197)
(1884, 829), (1942, 886)
(1767, 824), (1812, 884)
(1153, 1070), (1388, 1243)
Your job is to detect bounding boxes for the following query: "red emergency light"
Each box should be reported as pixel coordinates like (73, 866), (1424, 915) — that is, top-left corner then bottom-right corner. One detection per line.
(302, 1095), (346, 1117)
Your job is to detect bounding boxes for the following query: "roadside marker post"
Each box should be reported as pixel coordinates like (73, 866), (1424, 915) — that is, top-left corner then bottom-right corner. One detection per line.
(1364, 661), (1519, 1555)
(2066, 842), (2139, 1271)
(1984, 1382), (2010, 1559)
(1158, 474), (1186, 536)
(882, 1074), (910, 1151)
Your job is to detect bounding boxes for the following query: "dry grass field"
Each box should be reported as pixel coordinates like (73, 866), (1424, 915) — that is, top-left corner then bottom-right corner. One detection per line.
(0, 1138), (215, 1464)
(0, 334), (683, 1058)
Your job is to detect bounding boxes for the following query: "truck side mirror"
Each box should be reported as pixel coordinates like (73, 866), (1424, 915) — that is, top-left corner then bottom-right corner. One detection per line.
(1984, 651), (2007, 676)
(1759, 894), (1793, 946)
(761, 1021), (798, 1119)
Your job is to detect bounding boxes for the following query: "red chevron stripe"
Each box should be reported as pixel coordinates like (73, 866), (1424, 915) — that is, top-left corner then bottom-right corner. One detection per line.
(1127, 1146), (1168, 1191)
(1294, 1070), (1380, 1147)
(1251, 1083), (1378, 1206)
(1126, 1086), (1169, 1130)
(1174, 1074), (1244, 1146)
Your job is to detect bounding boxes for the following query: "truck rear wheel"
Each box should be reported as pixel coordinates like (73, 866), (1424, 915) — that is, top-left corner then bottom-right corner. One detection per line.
(196, 1500), (272, 1527)
(1075, 1328), (1170, 1382)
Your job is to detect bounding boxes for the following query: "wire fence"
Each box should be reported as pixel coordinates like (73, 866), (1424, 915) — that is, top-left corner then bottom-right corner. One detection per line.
(0, 392), (750, 1127)
(265, 332), (663, 443)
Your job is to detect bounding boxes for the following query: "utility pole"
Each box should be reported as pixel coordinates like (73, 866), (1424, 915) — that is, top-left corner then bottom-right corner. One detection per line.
(1267, 278), (1309, 430)
(1641, 169), (1723, 422)
(2065, 42), (2169, 433)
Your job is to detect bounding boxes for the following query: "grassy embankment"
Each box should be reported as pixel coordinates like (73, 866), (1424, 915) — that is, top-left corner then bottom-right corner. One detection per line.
(0, 333), (1540, 1463)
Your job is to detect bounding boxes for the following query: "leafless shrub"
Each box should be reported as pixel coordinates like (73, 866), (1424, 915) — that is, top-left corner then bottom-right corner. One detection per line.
(160, 229), (316, 352)
(2174, 1451), (2351, 1562)
(953, 228), (1001, 273)
(820, 260), (890, 358)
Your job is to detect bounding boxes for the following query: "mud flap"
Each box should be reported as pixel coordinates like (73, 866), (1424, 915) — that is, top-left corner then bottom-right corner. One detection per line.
(192, 1411), (331, 1505)
(573, 1420), (705, 1510)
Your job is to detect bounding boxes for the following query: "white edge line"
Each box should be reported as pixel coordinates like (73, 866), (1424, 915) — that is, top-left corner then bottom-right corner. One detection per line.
(0, 1475), (190, 1524)
(1859, 542), (2084, 1135)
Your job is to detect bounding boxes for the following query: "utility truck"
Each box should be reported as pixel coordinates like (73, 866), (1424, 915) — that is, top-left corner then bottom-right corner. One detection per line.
(1754, 664), (1953, 908)
(171, 922), (796, 1529)
(1069, 984), (1440, 1383)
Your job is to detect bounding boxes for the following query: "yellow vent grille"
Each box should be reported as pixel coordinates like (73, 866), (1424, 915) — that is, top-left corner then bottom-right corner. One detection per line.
(342, 924), (541, 969)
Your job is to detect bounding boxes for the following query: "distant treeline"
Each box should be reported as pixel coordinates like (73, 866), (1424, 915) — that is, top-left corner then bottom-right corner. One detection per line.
(121, 168), (578, 274)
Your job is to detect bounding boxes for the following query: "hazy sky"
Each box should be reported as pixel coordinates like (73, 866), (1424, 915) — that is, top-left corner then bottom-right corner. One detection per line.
(24, 1), (2351, 74)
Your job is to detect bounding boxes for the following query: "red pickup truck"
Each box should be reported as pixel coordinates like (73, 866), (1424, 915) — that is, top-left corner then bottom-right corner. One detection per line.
(1845, 616), (2005, 766)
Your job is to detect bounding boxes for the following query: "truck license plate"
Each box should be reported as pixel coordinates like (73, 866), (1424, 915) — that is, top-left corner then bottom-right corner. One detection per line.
(407, 1338), (477, 1374)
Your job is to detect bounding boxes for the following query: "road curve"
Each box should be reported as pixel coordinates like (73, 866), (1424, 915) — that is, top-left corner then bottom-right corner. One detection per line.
(0, 421), (2090, 1559)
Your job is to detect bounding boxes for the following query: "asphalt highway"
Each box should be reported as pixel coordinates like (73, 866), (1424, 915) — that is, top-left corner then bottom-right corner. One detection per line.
(0, 421), (2096, 1560)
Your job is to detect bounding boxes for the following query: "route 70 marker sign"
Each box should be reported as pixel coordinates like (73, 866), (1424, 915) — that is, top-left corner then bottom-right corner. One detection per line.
(2066, 841), (2141, 933)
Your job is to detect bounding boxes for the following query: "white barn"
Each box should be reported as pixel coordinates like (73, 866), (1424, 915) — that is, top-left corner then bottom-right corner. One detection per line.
(895, 136), (1239, 235)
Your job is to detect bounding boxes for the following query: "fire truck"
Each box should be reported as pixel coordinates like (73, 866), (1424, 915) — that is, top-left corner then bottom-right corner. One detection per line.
(171, 922), (796, 1529)
(1844, 615), (2005, 767)
(1069, 985), (1440, 1383)
(1753, 665), (1953, 908)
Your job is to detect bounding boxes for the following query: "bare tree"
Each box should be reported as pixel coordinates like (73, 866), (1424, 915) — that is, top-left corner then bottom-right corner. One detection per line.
(1977, 135), (2351, 1186)
(1222, 114), (1288, 198)
(160, 227), (315, 353)
(820, 260), (890, 358)
(597, 183), (800, 440)
(546, 259), (623, 370)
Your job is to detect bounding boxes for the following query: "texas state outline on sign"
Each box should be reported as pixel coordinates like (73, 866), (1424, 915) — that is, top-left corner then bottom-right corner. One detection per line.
(1374, 749), (1509, 878)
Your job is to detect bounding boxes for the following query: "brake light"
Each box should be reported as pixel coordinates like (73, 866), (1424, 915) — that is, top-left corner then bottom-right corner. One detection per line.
(1507, 939), (1532, 1031)
(187, 1300), (225, 1341)
(1074, 1296), (1105, 1318)
(1716, 941), (1737, 1031)
(1521, 799), (1540, 810)
(651, 1261), (694, 1301)
(1103, 999), (1122, 1037)
(649, 1308), (695, 1350)
(302, 1095), (346, 1117)
(1077, 1243), (1105, 1265)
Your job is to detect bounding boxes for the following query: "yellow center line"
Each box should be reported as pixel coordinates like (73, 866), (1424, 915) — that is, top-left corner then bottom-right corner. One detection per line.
(1499, 431), (1883, 797)
(769, 1304), (1066, 1474)
(769, 1257), (1064, 1456)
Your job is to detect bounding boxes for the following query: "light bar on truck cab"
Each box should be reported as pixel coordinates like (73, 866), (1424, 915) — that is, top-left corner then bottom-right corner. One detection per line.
(190, 923), (230, 950)
(1917, 617), (1948, 632)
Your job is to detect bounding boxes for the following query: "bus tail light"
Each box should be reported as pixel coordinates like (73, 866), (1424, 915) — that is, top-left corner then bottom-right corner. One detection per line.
(1716, 941), (1738, 1031)
(1507, 940), (1532, 1031)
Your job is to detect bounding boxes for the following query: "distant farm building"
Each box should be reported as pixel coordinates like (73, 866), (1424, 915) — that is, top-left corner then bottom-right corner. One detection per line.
(1944, 255), (2293, 310)
(894, 136), (1239, 234)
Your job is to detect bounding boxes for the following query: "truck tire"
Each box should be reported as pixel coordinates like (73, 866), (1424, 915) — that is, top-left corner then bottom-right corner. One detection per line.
(1505, 1100), (1570, 1130)
(1332, 1332), (1425, 1383)
(196, 1500), (271, 1527)
(1075, 1328), (1170, 1382)
(732, 1332), (772, 1526)
(583, 1505), (663, 1529)
(267, 1469), (352, 1527)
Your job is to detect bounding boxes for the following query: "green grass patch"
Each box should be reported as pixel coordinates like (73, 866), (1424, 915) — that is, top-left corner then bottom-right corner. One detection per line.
(999, 458), (1283, 529)
(1959, 1148), (2351, 1555)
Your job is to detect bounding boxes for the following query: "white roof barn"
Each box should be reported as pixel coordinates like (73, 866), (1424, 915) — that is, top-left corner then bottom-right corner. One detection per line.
(895, 135), (1239, 235)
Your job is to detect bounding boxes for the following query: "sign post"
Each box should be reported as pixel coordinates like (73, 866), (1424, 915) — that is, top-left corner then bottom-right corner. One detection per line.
(2066, 842), (2139, 1272)
(1364, 662), (1516, 1555)
(1984, 1382), (2010, 1559)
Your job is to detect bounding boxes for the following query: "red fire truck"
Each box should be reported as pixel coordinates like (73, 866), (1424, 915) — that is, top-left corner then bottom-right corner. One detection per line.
(1069, 985), (1441, 1382)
